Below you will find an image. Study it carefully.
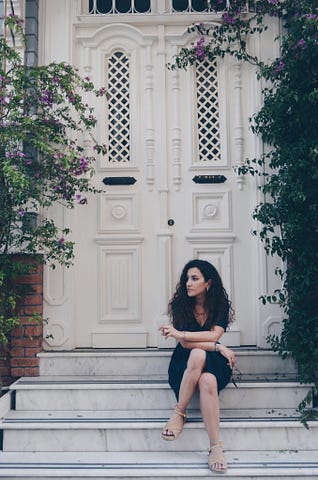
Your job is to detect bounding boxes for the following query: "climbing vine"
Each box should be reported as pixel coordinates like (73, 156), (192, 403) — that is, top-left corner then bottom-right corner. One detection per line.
(169, 0), (318, 422)
(0, 14), (107, 346)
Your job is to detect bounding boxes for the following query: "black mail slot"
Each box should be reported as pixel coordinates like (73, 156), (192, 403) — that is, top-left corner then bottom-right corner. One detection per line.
(103, 177), (137, 186)
(192, 175), (227, 184)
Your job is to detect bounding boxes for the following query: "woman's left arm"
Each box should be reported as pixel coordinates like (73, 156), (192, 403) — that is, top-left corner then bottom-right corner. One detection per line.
(159, 324), (224, 343)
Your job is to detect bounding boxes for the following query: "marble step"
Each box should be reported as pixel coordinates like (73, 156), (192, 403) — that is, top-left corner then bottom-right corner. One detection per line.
(11, 377), (311, 411)
(0, 450), (317, 479)
(2, 409), (318, 452)
(38, 349), (297, 378)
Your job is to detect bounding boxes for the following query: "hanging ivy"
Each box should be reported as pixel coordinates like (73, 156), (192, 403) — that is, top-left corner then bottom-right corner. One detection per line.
(0, 14), (107, 347)
(169, 0), (318, 423)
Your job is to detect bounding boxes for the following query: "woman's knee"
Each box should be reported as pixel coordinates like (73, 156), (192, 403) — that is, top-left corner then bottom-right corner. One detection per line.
(187, 348), (206, 371)
(198, 372), (218, 395)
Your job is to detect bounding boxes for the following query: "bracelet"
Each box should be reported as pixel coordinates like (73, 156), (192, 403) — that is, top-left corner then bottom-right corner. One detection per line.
(215, 341), (221, 352)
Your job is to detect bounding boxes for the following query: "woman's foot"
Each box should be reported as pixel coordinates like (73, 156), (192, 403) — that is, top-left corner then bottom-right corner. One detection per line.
(161, 405), (186, 441)
(208, 442), (227, 474)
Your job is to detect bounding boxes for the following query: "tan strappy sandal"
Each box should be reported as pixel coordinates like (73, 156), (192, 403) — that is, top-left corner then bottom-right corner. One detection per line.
(208, 442), (227, 474)
(161, 406), (186, 441)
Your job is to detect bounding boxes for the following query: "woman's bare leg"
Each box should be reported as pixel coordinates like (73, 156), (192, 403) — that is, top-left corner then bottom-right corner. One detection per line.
(198, 372), (226, 472)
(177, 348), (206, 411)
(198, 372), (220, 442)
(163, 348), (206, 438)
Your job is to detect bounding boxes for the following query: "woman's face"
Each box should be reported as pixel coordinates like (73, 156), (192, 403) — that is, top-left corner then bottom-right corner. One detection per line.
(186, 267), (211, 298)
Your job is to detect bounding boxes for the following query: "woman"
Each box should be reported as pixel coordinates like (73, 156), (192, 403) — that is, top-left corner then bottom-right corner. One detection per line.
(159, 259), (236, 474)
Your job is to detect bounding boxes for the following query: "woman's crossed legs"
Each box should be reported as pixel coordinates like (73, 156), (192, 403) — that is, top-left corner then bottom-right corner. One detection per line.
(162, 348), (227, 473)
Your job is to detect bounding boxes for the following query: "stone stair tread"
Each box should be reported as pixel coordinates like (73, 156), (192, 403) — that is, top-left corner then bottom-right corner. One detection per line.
(11, 376), (304, 389)
(38, 349), (298, 378)
(3, 407), (302, 422)
(10, 376), (312, 413)
(0, 450), (317, 478)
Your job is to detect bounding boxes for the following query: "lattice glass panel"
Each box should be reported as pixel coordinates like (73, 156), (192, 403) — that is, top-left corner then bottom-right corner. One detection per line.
(195, 59), (221, 163)
(107, 51), (131, 163)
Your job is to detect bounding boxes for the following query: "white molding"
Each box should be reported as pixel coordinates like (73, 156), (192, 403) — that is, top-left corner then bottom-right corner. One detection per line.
(170, 45), (182, 191)
(186, 234), (236, 244)
(144, 44), (155, 190)
(92, 328), (147, 348)
(231, 52), (245, 190)
(94, 235), (144, 245)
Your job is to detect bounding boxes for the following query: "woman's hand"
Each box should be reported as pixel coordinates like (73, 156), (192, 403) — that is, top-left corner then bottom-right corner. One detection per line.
(218, 344), (236, 369)
(159, 325), (183, 341)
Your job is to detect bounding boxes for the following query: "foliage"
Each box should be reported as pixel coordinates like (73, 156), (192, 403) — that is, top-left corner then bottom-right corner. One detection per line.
(169, 0), (318, 420)
(0, 14), (107, 346)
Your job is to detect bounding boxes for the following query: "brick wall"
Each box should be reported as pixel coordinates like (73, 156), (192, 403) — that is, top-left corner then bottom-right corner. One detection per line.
(0, 257), (43, 385)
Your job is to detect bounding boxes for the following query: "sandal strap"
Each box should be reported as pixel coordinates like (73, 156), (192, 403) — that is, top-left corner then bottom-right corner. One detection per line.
(208, 442), (222, 453)
(174, 409), (186, 419)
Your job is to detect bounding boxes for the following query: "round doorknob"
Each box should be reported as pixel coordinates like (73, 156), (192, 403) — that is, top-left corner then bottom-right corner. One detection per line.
(168, 219), (175, 226)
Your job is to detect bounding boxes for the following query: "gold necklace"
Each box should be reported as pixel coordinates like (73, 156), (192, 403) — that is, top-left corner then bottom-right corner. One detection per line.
(194, 309), (208, 326)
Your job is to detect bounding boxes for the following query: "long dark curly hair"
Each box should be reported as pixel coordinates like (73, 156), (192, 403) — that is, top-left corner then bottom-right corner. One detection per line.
(168, 259), (234, 331)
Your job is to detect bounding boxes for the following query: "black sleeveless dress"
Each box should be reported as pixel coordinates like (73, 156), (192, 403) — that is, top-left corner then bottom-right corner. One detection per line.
(168, 315), (232, 399)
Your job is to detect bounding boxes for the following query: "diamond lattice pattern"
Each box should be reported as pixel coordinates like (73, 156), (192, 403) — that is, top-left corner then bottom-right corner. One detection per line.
(196, 59), (221, 162)
(107, 51), (130, 163)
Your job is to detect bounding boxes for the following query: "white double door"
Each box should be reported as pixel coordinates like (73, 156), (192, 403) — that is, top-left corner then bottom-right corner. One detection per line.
(69, 22), (261, 349)
(43, 21), (263, 350)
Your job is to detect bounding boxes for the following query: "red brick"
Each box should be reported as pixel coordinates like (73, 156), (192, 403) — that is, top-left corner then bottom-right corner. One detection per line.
(23, 306), (43, 316)
(25, 347), (41, 357)
(24, 367), (39, 376)
(25, 325), (43, 337)
(10, 327), (24, 337)
(11, 357), (39, 367)
(5, 256), (43, 380)
(10, 367), (25, 377)
(11, 337), (42, 348)
(16, 271), (42, 285)
(23, 294), (43, 306)
(10, 347), (25, 357)
(32, 284), (43, 294)
(20, 316), (42, 326)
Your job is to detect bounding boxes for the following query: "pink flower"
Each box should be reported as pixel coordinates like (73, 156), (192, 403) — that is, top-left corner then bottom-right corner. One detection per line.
(222, 11), (236, 25)
(79, 157), (89, 172)
(195, 37), (205, 61)
(97, 87), (107, 96)
(296, 38), (306, 50)
(58, 237), (65, 247)
(40, 89), (54, 106)
(274, 58), (285, 75)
